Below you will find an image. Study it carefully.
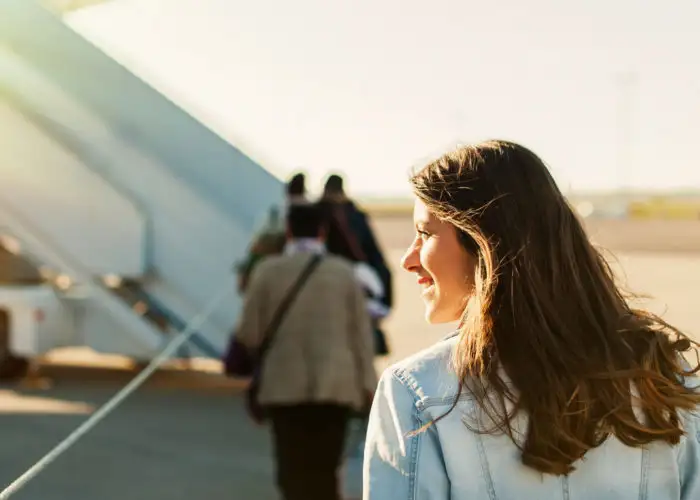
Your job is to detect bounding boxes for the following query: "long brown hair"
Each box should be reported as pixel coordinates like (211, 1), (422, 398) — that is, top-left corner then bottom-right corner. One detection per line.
(410, 140), (700, 475)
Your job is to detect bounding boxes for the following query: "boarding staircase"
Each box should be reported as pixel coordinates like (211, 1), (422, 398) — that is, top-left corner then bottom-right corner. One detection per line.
(0, 0), (284, 360)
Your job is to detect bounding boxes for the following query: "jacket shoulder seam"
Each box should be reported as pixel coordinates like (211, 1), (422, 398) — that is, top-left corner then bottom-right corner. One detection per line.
(388, 369), (425, 500)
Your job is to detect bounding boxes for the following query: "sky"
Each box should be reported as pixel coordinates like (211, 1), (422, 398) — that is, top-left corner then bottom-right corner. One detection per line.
(66, 0), (700, 198)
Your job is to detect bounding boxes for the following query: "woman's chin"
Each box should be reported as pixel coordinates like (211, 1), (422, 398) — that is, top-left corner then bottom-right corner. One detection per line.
(425, 308), (452, 324)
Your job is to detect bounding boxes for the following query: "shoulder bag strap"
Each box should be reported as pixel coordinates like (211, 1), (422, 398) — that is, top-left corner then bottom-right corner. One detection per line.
(256, 254), (323, 362)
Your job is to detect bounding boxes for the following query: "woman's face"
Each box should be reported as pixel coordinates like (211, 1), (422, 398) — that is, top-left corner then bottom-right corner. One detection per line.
(401, 199), (476, 324)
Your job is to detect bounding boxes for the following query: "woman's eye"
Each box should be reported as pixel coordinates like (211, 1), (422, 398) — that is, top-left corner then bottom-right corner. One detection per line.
(417, 230), (431, 240)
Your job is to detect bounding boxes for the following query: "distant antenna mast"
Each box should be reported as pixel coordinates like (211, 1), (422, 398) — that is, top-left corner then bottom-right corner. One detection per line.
(615, 71), (638, 193)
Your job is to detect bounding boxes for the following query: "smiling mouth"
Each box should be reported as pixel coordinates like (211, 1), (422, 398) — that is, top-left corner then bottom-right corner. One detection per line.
(420, 284), (435, 300)
(418, 278), (434, 294)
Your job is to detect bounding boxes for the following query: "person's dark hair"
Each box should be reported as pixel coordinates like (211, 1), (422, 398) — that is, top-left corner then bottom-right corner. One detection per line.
(410, 139), (700, 475)
(323, 174), (344, 195)
(287, 173), (306, 197)
(287, 204), (325, 239)
(315, 200), (365, 262)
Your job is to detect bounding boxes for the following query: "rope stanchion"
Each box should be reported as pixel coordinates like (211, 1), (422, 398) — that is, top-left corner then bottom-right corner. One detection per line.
(0, 285), (232, 499)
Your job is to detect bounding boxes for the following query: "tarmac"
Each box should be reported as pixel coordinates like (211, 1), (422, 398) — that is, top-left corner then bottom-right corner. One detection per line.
(1, 214), (699, 499)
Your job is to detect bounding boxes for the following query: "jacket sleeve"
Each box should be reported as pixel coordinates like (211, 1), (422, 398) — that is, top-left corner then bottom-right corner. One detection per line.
(678, 372), (700, 500)
(234, 262), (268, 348)
(363, 369), (450, 499)
(678, 412), (700, 499)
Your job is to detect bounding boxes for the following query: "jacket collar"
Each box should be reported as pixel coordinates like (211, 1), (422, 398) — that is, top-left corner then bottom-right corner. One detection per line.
(284, 238), (327, 256)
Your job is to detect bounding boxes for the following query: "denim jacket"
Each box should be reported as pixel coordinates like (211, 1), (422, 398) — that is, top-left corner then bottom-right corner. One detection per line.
(363, 334), (700, 499)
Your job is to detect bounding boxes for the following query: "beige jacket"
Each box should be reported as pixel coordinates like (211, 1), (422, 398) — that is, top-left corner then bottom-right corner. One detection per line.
(236, 251), (377, 410)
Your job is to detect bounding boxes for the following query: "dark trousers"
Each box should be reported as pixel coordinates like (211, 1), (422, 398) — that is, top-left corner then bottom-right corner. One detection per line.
(268, 403), (350, 500)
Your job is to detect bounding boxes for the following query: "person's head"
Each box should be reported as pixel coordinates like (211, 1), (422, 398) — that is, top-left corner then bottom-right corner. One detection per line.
(403, 139), (700, 475)
(323, 174), (345, 199)
(286, 204), (325, 240)
(287, 173), (306, 198)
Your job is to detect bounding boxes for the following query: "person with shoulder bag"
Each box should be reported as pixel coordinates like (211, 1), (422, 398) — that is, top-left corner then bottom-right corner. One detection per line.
(227, 204), (377, 500)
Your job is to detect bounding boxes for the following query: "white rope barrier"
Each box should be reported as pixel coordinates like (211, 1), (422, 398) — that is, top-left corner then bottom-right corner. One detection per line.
(0, 284), (233, 499)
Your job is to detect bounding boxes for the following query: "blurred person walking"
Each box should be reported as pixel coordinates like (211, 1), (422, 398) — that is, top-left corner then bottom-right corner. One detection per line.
(317, 173), (393, 355)
(232, 204), (377, 500)
(236, 172), (308, 293)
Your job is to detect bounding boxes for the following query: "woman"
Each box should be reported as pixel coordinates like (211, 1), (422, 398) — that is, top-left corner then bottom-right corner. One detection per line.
(364, 140), (700, 499)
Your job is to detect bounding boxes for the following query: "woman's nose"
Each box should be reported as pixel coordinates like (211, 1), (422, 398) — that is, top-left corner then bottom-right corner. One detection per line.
(401, 242), (419, 272)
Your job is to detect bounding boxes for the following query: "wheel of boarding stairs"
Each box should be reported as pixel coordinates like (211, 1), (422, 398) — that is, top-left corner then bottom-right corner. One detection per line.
(0, 311), (29, 380)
